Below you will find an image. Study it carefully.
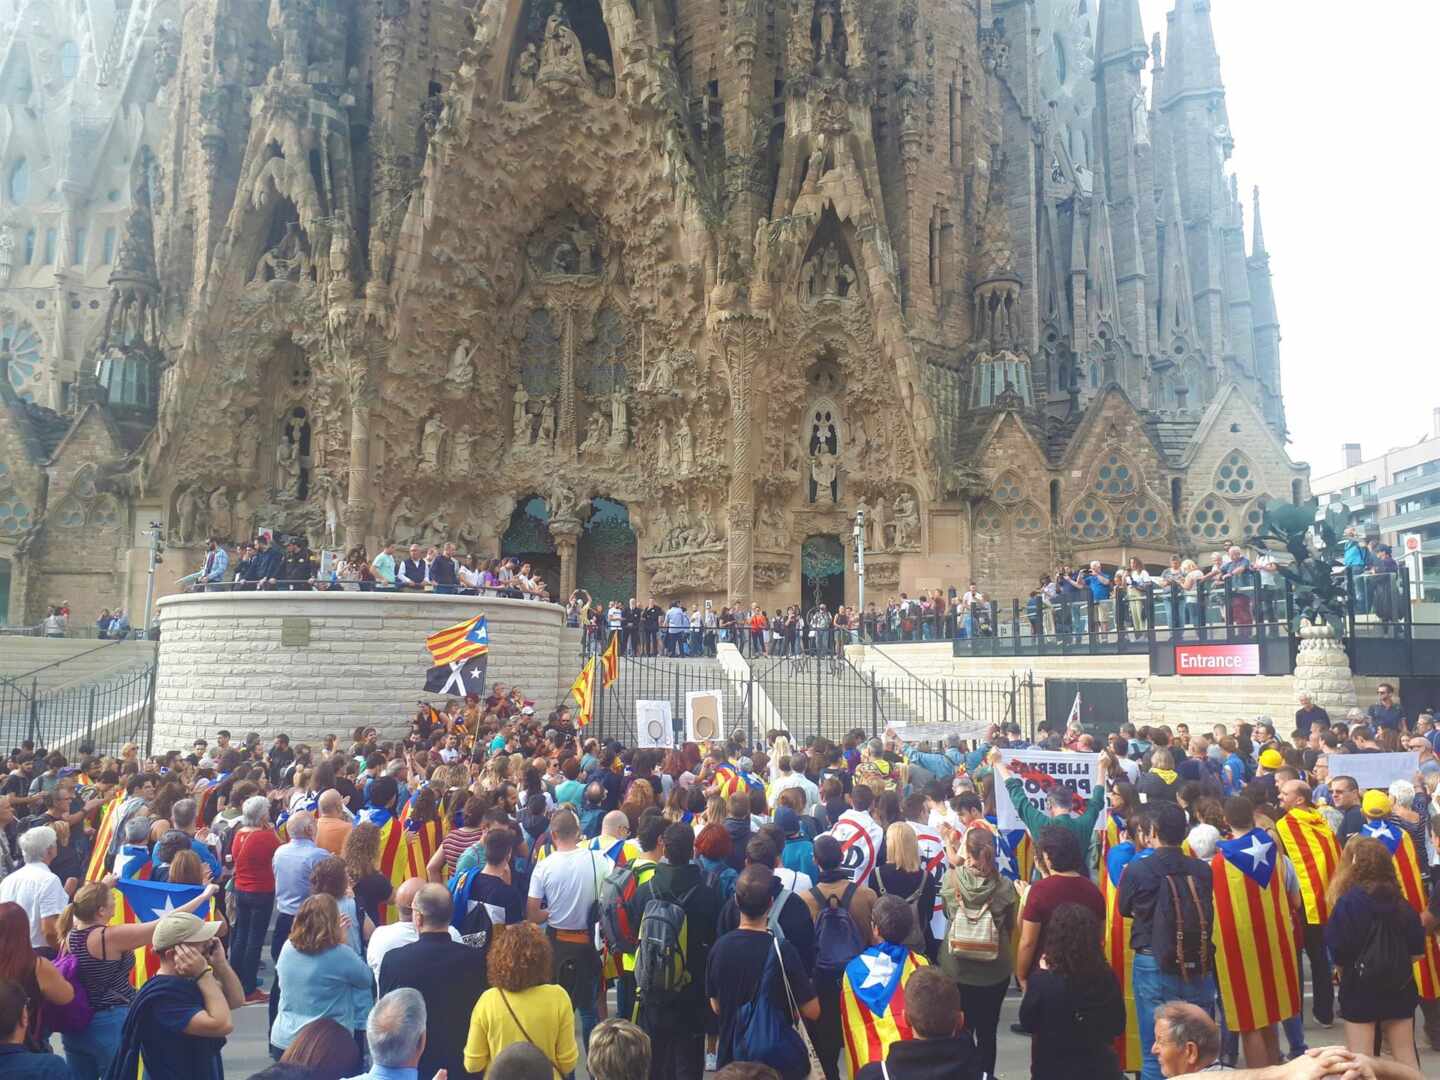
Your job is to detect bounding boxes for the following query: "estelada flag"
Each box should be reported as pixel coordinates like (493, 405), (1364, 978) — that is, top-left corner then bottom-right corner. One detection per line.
(713, 763), (763, 801)
(986, 816), (1032, 885)
(1275, 807), (1341, 925)
(424, 654), (488, 697)
(601, 631), (619, 689)
(1101, 817), (1145, 1072)
(839, 943), (929, 1075)
(400, 790), (444, 872)
(1362, 819), (1440, 999)
(1211, 828), (1302, 1032)
(86, 792), (125, 881)
(568, 657), (596, 728)
(359, 805), (415, 925)
(110, 878), (219, 988)
(426, 614), (490, 667)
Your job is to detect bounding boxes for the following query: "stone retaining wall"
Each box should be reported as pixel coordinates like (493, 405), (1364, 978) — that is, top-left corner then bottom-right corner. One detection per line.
(153, 593), (566, 749)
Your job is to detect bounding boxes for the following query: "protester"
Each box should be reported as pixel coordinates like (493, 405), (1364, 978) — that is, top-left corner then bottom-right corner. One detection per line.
(340, 988), (427, 1080)
(839, 895), (929, 1075)
(463, 922), (578, 1078)
(586, 1018), (652, 1080)
(0, 828), (68, 952)
(269, 895), (372, 1059)
(800, 834), (875, 1080)
(229, 795), (281, 1003)
(276, 1017), (362, 1080)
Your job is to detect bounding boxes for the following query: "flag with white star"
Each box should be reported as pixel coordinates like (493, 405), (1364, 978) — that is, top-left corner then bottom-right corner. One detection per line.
(1210, 827), (1300, 1031)
(839, 942), (928, 1074)
(112, 878), (219, 988)
(1217, 826), (1276, 889)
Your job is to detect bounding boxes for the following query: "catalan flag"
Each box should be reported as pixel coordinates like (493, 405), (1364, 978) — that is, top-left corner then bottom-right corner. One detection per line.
(1361, 819), (1440, 999)
(399, 792), (444, 872)
(1101, 817), (1145, 1073)
(987, 817), (1032, 885)
(713, 762), (764, 801)
(110, 878), (219, 988)
(1275, 807), (1341, 926)
(426, 614), (490, 667)
(569, 657), (596, 728)
(601, 630), (620, 688)
(1211, 828), (1301, 1032)
(359, 806), (415, 925)
(86, 792), (125, 881)
(839, 943), (929, 1075)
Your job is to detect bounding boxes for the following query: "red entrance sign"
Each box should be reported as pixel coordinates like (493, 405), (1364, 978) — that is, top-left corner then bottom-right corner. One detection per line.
(1175, 643), (1260, 676)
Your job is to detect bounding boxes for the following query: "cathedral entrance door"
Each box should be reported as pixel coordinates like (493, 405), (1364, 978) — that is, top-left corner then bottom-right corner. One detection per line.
(801, 535), (845, 615)
(501, 496), (561, 597)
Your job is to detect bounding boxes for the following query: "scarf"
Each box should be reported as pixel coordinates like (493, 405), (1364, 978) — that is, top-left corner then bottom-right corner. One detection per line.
(1150, 768), (1177, 785)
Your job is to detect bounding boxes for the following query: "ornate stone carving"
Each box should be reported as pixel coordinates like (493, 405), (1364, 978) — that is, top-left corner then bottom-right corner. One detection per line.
(753, 560), (792, 590)
(889, 489), (921, 550)
(420, 415), (448, 472)
(866, 560), (901, 588)
(646, 552), (725, 595)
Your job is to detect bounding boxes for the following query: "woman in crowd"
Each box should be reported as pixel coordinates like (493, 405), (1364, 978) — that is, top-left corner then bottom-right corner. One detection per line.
(310, 857), (368, 956)
(939, 827), (1017, 1079)
(1324, 836), (1425, 1071)
(56, 878), (216, 1080)
(227, 794), (279, 1003)
(270, 894), (372, 1060)
(0, 901), (75, 1049)
(463, 922), (579, 1078)
(340, 823), (394, 931)
(1017, 902), (1126, 1079)
(278, 1016), (363, 1080)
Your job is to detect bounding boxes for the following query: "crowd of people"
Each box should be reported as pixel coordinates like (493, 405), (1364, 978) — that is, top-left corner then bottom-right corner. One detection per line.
(0, 681), (1434, 1079)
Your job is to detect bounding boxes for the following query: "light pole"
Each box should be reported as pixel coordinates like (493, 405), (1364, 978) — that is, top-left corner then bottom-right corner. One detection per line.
(852, 507), (866, 629)
(141, 521), (164, 639)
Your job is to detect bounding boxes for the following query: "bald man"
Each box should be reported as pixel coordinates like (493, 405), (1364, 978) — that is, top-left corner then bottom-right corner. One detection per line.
(587, 810), (640, 865)
(314, 789), (352, 855)
(366, 876), (461, 983)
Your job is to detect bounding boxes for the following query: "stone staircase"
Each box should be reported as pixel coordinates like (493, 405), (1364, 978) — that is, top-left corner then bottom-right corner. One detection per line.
(0, 638), (157, 691)
(749, 653), (936, 744)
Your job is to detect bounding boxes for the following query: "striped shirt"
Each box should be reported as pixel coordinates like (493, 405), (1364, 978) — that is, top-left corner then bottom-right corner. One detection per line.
(68, 926), (135, 1008)
(440, 826), (485, 876)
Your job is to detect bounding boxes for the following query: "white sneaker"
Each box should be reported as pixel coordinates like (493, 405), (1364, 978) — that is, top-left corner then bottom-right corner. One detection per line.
(705, 1051), (718, 1072)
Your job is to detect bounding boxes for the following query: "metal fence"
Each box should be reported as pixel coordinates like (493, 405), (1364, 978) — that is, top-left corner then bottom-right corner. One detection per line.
(0, 663), (157, 756)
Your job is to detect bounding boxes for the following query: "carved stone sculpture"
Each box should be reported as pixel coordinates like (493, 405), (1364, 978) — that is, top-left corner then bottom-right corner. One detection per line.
(537, 7), (591, 87)
(512, 44), (539, 101)
(892, 491), (920, 549)
(173, 485), (199, 543)
(421, 415), (447, 471)
(0, 224), (13, 286)
(642, 350), (676, 393)
(512, 384), (531, 442)
(609, 388), (628, 448)
(810, 449), (839, 504)
(538, 399), (556, 447)
(580, 412), (609, 453)
(276, 415), (305, 500)
(447, 340), (476, 392)
(675, 417), (695, 474)
(208, 486), (233, 542)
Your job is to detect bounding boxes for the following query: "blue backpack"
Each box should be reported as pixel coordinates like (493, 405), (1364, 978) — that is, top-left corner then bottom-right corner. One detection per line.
(728, 934), (809, 1080)
(810, 882), (865, 980)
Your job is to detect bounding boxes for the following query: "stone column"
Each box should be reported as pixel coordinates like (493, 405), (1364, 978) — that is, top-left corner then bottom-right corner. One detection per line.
(714, 315), (768, 603)
(1292, 620), (1358, 713)
(552, 520), (582, 601)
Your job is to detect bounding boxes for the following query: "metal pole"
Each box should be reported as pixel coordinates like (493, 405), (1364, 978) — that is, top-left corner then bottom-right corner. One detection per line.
(853, 509), (866, 639)
(141, 522), (163, 639)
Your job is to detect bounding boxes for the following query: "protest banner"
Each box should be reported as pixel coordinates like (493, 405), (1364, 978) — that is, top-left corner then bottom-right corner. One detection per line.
(1324, 752), (1420, 794)
(636, 700), (675, 749)
(996, 748), (1102, 833)
(887, 720), (991, 744)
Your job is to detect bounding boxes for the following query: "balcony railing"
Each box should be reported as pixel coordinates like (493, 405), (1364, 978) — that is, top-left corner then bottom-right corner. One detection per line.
(1377, 471), (1440, 504)
(1379, 503), (1440, 532)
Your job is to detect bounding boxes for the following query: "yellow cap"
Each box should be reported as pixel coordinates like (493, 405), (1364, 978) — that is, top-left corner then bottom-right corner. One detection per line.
(1258, 748), (1285, 770)
(1362, 790), (1393, 819)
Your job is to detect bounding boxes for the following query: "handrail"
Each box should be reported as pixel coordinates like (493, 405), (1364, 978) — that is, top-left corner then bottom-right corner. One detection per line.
(8, 638), (151, 682)
(852, 641), (952, 709)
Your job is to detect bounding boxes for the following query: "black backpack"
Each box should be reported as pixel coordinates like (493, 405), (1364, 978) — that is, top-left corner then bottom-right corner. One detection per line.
(811, 882), (866, 980)
(1153, 870), (1213, 980)
(1350, 917), (1415, 999)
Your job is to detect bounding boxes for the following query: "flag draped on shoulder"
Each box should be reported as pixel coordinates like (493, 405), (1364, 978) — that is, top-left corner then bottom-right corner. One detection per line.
(426, 614), (490, 667)
(1275, 808), (1341, 925)
(839, 944), (928, 1075)
(1211, 828), (1301, 1032)
(359, 806), (413, 925)
(601, 631), (619, 689)
(110, 879), (218, 988)
(986, 817), (1032, 885)
(1362, 819), (1440, 999)
(568, 658), (596, 728)
(86, 793), (125, 881)
(1100, 816), (1144, 1072)
(399, 793), (443, 871)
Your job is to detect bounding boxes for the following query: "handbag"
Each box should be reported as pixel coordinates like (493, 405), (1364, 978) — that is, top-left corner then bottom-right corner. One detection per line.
(772, 935), (823, 1079)
(947, 893), (1001, 962)
(498, 990), (562, 1080)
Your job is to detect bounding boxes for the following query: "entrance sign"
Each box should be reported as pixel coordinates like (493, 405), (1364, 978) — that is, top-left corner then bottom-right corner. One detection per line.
(636, 700), (674, 749)
(996, 749), (1102, 833)
(685, 690), (722, 743)
(1175, 643), (1260, 676)
(1325, 752), (1419, 794)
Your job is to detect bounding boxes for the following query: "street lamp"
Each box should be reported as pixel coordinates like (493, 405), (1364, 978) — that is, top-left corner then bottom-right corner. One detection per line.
(852, 507), (866, 624)
(142, 521), (164, 639)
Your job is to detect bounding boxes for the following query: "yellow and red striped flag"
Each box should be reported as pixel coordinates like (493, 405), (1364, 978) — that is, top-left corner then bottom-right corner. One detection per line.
(426, 615), (490, 667)
(839, 944), (929, 1075)
(86, 792), (125, 882)
(360, 806), (414, 926)
(569, 658), (596, 728)
(601, 631), (619, 689)
(399, 792), (444, 872)
(1101, 818), (1144, 1072)
(111, 879), (219, 988)
(1362, 819), (1440, 999)
(1275, 807), (1341, 926)
(1211, 829), (1302, 1032)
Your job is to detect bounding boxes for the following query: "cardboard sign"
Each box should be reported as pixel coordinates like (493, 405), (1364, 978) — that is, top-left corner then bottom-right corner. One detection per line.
(996, 749), (1102, 833)
(686, 690), (723, 744)
(1324, 752), (1420, 794)
(1175, 643), (1260, 676)
(636, 700), (675, 749)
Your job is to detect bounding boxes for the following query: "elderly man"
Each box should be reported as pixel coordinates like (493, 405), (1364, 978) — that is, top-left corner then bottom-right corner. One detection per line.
(378, 884), (487, 1080)
(268, 810), (329, 1028)
(1294, 693), (1330, 738)
(1153, 1001), (1223, 1076)
(0, 825), (67, 951)
(149, 797), (221, 878)
(341, 988), (429, 1080)
(896, 732), (968, 785)
(314, 788), (353, 855)
(367, 877), (463, 982)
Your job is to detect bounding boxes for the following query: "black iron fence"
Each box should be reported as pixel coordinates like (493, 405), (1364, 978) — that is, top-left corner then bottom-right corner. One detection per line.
(0, 663), (157, 756)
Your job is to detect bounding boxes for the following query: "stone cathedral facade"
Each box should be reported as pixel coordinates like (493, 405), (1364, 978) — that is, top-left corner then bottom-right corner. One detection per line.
(0, 0), (1309, 626)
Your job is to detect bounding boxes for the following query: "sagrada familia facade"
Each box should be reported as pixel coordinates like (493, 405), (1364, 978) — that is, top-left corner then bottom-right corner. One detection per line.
(0, 0), (1309, 625)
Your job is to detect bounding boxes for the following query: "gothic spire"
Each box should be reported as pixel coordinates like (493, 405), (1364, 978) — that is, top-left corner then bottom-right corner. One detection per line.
(1095, 0), (1148, 70)
(1156, 0), (1227, 120)
(1251, 185), (1268, 259)
(1154, 128), (1200, 359)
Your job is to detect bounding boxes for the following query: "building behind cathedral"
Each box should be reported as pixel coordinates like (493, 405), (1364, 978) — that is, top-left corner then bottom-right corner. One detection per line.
(0, 0), (1308, 626)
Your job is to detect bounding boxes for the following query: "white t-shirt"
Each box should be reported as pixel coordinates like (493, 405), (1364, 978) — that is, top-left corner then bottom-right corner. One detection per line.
(527, 847), (612, 931)
(775, 867), (814, 895)
(0, 862), (69, 948)
(366, 920), (464, 984)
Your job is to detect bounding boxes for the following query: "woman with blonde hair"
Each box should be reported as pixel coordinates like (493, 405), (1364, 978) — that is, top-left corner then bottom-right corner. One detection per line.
(270, 894), (371, 1059)
(56, 878), (216, 1079)
(463, 922), (578, 1076)
(1324, 836), (1425, 1070)
(874, 821), (937, 954)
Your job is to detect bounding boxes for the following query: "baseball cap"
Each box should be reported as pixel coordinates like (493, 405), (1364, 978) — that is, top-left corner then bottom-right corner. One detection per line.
(152, 911), (221, 953)
(1362, 790), (1393, 819)
(774, 806), (800, 837)
(1258, 748), (1284, 770)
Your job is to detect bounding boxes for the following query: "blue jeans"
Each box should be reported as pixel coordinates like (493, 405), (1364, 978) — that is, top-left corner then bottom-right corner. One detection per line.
(1133, 952), (1215, 1080)
(232, 889), (275, 994)
(63, 1004), (128, 1080)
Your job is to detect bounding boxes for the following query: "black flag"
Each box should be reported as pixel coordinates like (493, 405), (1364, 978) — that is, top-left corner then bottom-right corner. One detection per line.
(424, 654), (488, 698)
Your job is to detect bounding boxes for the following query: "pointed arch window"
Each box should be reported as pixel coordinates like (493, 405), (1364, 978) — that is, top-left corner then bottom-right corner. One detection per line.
(1189, 496), (1234, 543)
(1092, 453), (1137, 498)
(1213, 451), (1259, 499)
(1014, 502), (1046, 536)
(1069, 496), (1112, 542)
(974, 502), (1005, 537)
(993, 473), (1025, 505)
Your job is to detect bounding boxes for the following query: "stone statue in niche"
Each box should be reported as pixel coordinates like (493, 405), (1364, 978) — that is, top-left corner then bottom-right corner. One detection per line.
(451, 429), (475, 474)
(173, 485), (200, 543)
(537, 6), (591, 87)
(420, 415), (448, 472)
(640, 350), (676, 393)
(585, 52), (614, 97)
(871, 495), (889, 551)
(892, 491), (920, 549)
(656, 422), (673, 474)
(538, 399), (556, 447)
(1132, 85), (1150, 146)
(548, 478), (587, 525)
(313, 475), (341, 546)
(675, 417), (695, 474)
(255, 221), (310, 283)
(389, 494), (419, 541)
(528, 211), (604, 278)
(208, 486), (234, 542)
(276, 411), (308, 500)
(512, 384), (531, 442)
(609, 388), (628, 448)
(447, 340), (477, 392)
(512, 44), (540, 101)
(758, 502), (788, 550)
(810, 448), (839, 505)
(580, 412), (610, 453)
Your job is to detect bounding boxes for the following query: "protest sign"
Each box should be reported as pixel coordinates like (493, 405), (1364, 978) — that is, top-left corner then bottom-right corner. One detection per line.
(996, 749), (1102, 833)
(686, 690), (722, 744)
(888, 720), (991, 744)
(1324, 752), (1419, 794)
(636, 700), (674, 749)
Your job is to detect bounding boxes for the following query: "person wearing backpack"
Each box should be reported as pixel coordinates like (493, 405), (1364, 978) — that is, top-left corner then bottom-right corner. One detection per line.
(939, 825), (1016, 1080)
(874, 823), (938, 957)
(1324, 835), (1426, 1073)
(800, 834), (876, 1080)
(838, 895), (931, 1076)
(715, 836), (816, 973)
(706, 865), (820, 1080)
(1118, 801), (1216, 1080)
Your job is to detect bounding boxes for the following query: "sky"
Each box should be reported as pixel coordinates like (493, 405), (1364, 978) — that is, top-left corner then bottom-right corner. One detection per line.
(1136, 0), (1440, 477)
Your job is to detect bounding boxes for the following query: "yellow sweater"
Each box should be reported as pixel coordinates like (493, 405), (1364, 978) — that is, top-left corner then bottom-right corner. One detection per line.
(463, 984), (578, 1076)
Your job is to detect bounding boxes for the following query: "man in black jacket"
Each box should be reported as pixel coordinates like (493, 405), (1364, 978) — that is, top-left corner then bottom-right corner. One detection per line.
(430, 541), (460, 593)
(641, 597), (663, 656)
(248, 536), (282, 589)
(1118, 801), (1215, 1080)
(855, 967), (981, 1080)
(279, 539), (315, 591)
(378, 883), (487, 1080)
(714, 834), (817, 972)
(622, 598), (642, 656)
(625, 824), (721, 1080)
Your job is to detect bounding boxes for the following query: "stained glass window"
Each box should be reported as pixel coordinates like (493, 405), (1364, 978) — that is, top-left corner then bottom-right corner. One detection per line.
(577, 498), (636, 604)
(1068, 496), (1111, 541)
(1190, 496), (1233, 541)
(1094, 454), (1136, 497)
(1214, 452), (1257, 497)
(1123, 503), (1163, 541)
(1, 317), (43, 401)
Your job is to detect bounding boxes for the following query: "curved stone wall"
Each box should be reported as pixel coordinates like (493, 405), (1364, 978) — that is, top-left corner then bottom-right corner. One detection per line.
(153, 592), (566, 750)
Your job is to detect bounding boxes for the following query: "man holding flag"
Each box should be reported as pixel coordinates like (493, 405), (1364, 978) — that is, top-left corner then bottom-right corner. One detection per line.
(1359, 792), (1440, 1002)
(1275, 779), (1340, 1028)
